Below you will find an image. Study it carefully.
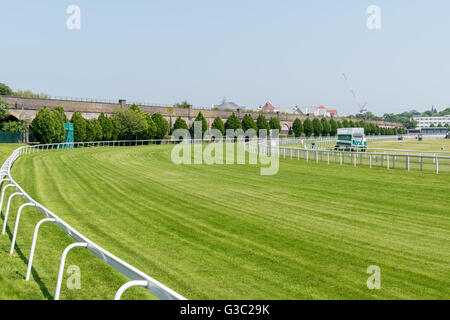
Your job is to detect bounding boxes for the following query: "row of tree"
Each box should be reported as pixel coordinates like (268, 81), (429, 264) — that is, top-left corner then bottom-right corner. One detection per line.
(170, 112), (282, 137)
(0, 83), (50, 99)
(31, 104), (169, 143)
(172, 112), (405, 138)
(290, 117), (405, 137)
(28, 105), (406, 144)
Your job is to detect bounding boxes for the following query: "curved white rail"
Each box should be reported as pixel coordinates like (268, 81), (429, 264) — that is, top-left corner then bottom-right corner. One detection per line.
(1, 142), (187, 300)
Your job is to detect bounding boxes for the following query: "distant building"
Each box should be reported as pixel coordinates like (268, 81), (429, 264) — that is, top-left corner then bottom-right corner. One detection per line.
(212, 98), (244, 111)
(296, 106), (338, 117)
(413, 115), (450, 128)
(316, 106), (328, 116)
(328, 109), (338, 117)
(258, 101), (279, 113)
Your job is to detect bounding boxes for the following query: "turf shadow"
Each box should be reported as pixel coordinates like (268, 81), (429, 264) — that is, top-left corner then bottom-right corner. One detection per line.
(0, 211), (53, 300)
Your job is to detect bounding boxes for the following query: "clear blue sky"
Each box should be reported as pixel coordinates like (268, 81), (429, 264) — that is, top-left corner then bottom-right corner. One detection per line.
(1, 0), (449, 115)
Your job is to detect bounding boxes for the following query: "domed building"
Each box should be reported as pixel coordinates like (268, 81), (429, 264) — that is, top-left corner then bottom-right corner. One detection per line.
(212, 97), (245, 111)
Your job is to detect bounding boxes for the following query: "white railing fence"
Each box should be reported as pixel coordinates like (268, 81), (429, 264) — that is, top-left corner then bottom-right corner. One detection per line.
(0, 142), (187, 301)
(247, 141), (450, 174)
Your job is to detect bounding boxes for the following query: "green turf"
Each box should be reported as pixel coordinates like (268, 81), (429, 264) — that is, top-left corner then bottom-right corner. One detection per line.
(0, 144), (449, 299)
(368, 139), (450, 153)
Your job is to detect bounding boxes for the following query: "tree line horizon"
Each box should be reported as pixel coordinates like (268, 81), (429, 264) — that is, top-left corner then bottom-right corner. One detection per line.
(28, 103), (406, 144)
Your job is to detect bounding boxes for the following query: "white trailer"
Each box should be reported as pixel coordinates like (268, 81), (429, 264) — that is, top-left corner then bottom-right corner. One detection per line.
(335, 128), (367, 151)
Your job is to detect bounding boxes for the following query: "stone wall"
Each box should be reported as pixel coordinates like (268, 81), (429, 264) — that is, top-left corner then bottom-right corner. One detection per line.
(2, 96), (403, 129)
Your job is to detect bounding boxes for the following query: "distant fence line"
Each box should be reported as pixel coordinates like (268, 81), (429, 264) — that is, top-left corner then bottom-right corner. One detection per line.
(47, 96), (210, 109)
(249, 142), (449, 174)
(277, 134), (447, 150)
(0, 142), (187, 300)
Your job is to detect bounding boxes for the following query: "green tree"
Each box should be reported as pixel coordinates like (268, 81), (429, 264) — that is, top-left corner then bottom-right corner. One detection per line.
(367, 123), (376, 135)
(225, 113), (242, 131)
(114, 109), (148, 140)
(140, 113), (157, 139)
(303, 118), (313, 137)
(128, 104), (157, 139)
(241, 114), (257, 132)
(342, 119), (350, 128)
(173, 117), (188, 131)
(189, 112), (208, 138)
(269, 117), (281, 131)
(174, 101), (192, 109)
(53, 106), (68, 123)
(422, 110), (436, 117)
(0, 83), (13, 96)
(1, 120), (29, 133)
(292, 118), (303, 137)
(329, 119), (338, 136)
(0, 98), (11, 123)
(98, 112), (113, 141)
(256, 114), (270, 136)
(52, 110), (65, 143)
(111, 119), (120, 140)
(151, 113), (169, 139)
(374, 125), (380, 135)
(31, 106), (57, 143)
(12, 90), (50, 99)
(321, 118), (331, 136)
(211, 117), (225, 135)
(71, 112), (87, 142)
(312, 118), (323, 137)
(129, 104), (141, 113)
(86, 118), (103, 141)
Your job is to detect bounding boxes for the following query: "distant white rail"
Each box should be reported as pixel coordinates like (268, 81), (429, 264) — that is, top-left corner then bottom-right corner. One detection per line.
(248, 140), (450, 174)
(0, 141), (187, 300)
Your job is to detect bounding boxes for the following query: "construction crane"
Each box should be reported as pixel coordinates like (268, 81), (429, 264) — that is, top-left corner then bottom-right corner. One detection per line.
(342, 73), (368, 114)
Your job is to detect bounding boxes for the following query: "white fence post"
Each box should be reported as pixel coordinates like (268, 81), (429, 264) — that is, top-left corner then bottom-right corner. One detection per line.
(54, 242), (88, 300)
(2, 192), (24, 234)
(436, 156), (439, 174)
(114, 280), (149, 300)
(26, 218), (56, 281)
(0, 183), (16, 213)
(10, 203), (35, 254)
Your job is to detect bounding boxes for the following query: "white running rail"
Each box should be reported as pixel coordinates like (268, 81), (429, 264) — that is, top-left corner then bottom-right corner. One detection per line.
(0, 141), (187, 300)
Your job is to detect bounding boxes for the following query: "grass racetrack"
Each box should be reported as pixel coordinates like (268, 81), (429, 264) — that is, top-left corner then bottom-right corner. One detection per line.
(367, 138), (450, 152)
(1, 144), (449, 299)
